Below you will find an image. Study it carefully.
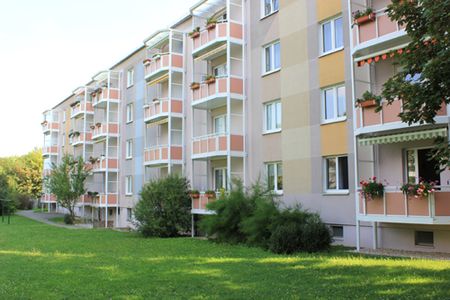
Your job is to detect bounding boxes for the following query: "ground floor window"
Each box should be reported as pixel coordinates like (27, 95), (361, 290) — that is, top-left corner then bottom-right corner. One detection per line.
(415, 231), (434, 247)
(324, 156), (349, 193)
(405, 148), (440, 184)
(331, 225), (344, 239)
(266, 162), (283, 193)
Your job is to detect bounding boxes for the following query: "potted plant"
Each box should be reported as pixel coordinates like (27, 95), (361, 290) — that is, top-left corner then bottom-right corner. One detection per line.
(205, 190), (216, 198)
(353, 8), (375, 26)
(88, 156), (98, 164)
(355, 91), (382, 108)
(205, 74), (216, 84)
(41, 120), (48, 126)
(87, 191), (99, 198)
(70, 100), (80, 108)
(360, 176), (384, 200)
(152, 53), (161, 60)
(190, 82), (200, 90)
(95, 122), (102, 128)
(152, 97), (160, 103)
(90, 125), (96, 130)
(189, 190), (200, 199)
(189, 27), (200, 39)
(206, 16), (217, 30)
(143, 58), (152, 65)
(73, 131), (80, 137)
(401, 180), (436, 199)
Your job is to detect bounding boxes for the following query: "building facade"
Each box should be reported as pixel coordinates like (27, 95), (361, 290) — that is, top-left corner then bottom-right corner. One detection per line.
(41, 0), (450, 253)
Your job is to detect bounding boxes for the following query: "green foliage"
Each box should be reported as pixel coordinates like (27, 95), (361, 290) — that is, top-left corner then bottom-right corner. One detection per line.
(382, 0), (450, 165)
(134, 174), (191, 237)
(352, 7), (373, 19)
(9, 191), (33, 210)
(46, 155), (88, 222)
(64, 214), (74, 225)
(360, 176), (384, 200)
(356, 91), (382, 107)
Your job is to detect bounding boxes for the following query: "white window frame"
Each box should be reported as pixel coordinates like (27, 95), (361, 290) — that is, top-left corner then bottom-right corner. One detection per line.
(266, 162), (283, 194)
(126, 139), (133, 159)
(126, 103), (133, 123)
(126, 208), (133, 222)
(262, 40), (281, 75)
(263, 100), (282, 134)
(213, 64), (227, 78)
(323, 155), (349, 194)
(127, 68), (134, 88)
(261, 0), (279, 19)
(125, 176), (133, 195)
(321, 84), (346, 124)
(404, 147), (438, 184)
(213, 115), (227, 134)
(320, 16), (344, 56)
(214, 168), (227, 191)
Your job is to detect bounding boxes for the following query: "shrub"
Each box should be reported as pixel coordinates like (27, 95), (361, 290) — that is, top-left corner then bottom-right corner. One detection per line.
(64, 214), (74, 225)
(134, 174), (191, 237)
(13, 193), (34, 210)
(301, 213), (332, 253)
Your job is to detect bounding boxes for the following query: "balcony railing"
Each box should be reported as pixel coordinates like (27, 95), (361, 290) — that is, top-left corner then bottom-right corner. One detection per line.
(192, 133), (244, 159)
(92, 88), (120, 107)
(359, 186), (450, 224)
(92, 194), (118, 207)
(191, 192), (218, 214)
(143, 98), (183, 123)
(41, 122), (59, 133)
(41, 194), (56, 203)
(191, 76), (243, 109)
(144, 145), (183, 166)
(91, 123), (119, 140)
(42, 146), (58, 157)
(71, 102), (94, 118)
(91, 159), (119, 172)
(192, 21), (243, 56)
(70, 133), (92, 146)
(144, 53), (183, 82)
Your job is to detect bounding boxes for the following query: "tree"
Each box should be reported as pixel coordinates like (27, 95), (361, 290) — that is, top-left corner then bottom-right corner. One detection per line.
(134, 174), (191, 237)
(381, 0), (450, 167)
(46, 155), (89, 224)
(0, 173), (13, 216)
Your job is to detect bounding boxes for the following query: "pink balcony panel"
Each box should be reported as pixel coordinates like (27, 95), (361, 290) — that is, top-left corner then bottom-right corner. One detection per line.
(407, 196), (429, 216)
(192, 194), (215, 210)
(435, 192), (450, 216)
(97, 194), (117, 205)
(144, 146), (182, 163)
(72, 103), (93, 116)
(72, 133), (92, 144)
(93, 159), (118, 170)
(192, 77), (243, 102)
(193, 22), (243, 51)
(144, 99), (182, 120)
(92, 123), (119, 137)
(192, 134), (243, 155)
(43, 146), (58, 154)
(386, 193), (405, 215)
(42, 194), (56, 202)
(381, 100), (402, 123)
(354, 11), (401, 47)
(42, 122), (59, 132)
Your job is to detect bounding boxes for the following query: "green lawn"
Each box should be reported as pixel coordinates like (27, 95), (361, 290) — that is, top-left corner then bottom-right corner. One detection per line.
(0, 216), (449, 299)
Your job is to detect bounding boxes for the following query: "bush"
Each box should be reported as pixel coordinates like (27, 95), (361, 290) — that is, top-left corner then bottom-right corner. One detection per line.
(13, 193), (34, 210)
(134, 174), (191, 237)
(64, 214), (74, 225)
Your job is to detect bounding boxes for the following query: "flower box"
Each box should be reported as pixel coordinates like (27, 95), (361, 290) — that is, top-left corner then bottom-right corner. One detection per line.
(205, 78), (216, 84)
(206, 23), (216, 30)
(189, 31), (200, 39)
(359, 99), (377, 108)
(354, 12), (376, 26)
(190, 82), (200, 90)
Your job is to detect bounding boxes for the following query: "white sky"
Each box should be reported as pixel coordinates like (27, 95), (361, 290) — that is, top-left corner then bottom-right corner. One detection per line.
(0, 0), (196, 157)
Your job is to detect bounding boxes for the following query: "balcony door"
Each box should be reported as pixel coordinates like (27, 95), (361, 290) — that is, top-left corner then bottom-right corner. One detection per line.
(406, 148), (440, 184)
(214, 115), (226, 135)
(214, 168), (227, 191)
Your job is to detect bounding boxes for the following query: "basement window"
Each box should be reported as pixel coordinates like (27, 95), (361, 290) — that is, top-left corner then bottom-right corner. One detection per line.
(415, 231), (434, 247)
(331, 225), (344, 239)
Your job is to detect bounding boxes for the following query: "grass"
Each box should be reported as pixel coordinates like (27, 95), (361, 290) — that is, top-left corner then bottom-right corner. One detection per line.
(0, 216), (449, 300)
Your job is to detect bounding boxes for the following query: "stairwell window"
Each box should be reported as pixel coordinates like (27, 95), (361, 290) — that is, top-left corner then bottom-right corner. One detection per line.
(126, 103), (133, 123)
(267, 162), (283, 194)
(262, 0), (279, 18)
(127, 68), (134, 88)
(320, 16), (343, 55)
(263, 41), (280, 75)
(322, 85), (346, 123)
(125, 176), (133, 195)
(324, 156), (349, 194)
(264, 100), (281, 133)
(126, 139), (133, 159)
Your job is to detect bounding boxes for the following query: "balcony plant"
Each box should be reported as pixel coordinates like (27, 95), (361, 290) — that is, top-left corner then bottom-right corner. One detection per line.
(143, 58), (152, 65)
(355, 91), (382, 108)
(95, 122), (102, 128)
(205, 74), (216, 84)
(41, 120), (48, 126)
(72, 131), (80, 137)
(189, 189), (200, 199)
(353, 8), (375, 26)
(360, 176), (384, 200)
(70, 100), (80, 108)
(190, 82), (200, 90)
(189, 27), (200, 39)
(205, 190), (216, 198)
(87, 191), (98, 198)
(90, 125), (96, 130)
(401, 180), (437, 199)
(206, 16), (217, 30)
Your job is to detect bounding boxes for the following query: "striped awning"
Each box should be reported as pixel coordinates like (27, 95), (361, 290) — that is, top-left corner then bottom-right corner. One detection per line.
(147, 73), (169, 86)
(356, 48), (406, 67)
(358, 128), (447, 146)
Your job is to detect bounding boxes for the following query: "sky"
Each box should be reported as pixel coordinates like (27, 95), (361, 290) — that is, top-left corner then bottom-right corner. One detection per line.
(0, 0), (197, 157)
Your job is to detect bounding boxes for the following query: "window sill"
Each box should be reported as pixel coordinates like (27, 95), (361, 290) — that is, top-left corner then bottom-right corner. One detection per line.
(321, 117), (347, 125)
(126, 120), (133, 125)
(262, 68), (280, 78)
(323, 190), (349, 196)
(126, 157), (132, 160)
(263, 129), (281, 135)
(125, 193), (133, 196)
(319, 47), (344, 58)
(260, 10), (279, 21)
(126, 84), (134, 89)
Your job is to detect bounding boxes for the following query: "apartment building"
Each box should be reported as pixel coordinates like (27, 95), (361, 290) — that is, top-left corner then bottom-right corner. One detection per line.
(41, 0), (450, 253)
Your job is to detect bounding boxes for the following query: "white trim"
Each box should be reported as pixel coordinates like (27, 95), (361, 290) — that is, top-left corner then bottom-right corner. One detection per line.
(260, 0), (279, 19)
(126, 68), (134, 88)
(262, 40), (280, 75)
(126, 103), (134, 124)
(125, 176), (133, 195)
(323, 155), (349, 193)
(263, 100), (282, 133)
(126, 139), (133, 160)
(321, 84), (346, 123)
(319, 15), (344, 56)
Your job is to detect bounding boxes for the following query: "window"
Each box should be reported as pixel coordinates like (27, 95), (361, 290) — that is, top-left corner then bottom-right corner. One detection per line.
(127, 68), (134, 87)
(126, 176), (133, 195)
(415, 231), (434, 247)
(322, 85), (346, 123)
(126, 103), (133, 123)
(331, 226), (344, 239)
(213, 64), (227, 77)
(214, 115), (226, 134)
(262, 0), (279, 17)
(214, 168), (227, 191)
(263, 41), (280, 74)
(264, 100), (281, 133)
(405, 148), (440, 185)
(126, 139), (133, 159)
(267, 162), (283, 193)
(127, 208), (133, 221)
(324, 156), (349, 193)
(320, 16), (343, 55)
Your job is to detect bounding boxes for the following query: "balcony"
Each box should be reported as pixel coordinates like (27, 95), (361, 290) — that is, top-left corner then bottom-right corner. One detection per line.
(91, 159), (119, 173)
(144, 145), (183, 166)
(191, 77), (243, 110)
(352, 7), (408, 58)
(91, 194), (118, 207)
(192, 133), (244, 160)
(71, 102), (94, 119)
(144, 98), (183, 124)
(144, 53), (183, 83)
(41, 193), (56, 203)
(191, 21), (243, 58)
(41, 122), (59, 134)
(358, 187), (450, 224)
(92, 88), (120, 108)
(42, 146), (58, 157)
(79, 194), (94, 205)
(91, 123), (119, 141)
(70, 133), (92, 146)
(191, 193), (217, 215)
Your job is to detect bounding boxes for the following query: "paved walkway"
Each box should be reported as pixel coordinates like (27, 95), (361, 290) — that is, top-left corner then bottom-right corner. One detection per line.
(17, 210), (93, 229)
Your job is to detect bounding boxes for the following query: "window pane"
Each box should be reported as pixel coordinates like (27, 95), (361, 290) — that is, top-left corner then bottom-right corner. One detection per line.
(273, 42), (280, 69)
(324, 89), (335, 120)
(273, 0), (279, 11)
(265, 46), (272, 72)
(267, 164), (275, 190)
(277, 163), (283, 191)
(265, 103), (273, 130)
(322, 22), (332, 53)
(214, 116), (226, 134)
(326, 158), (336, 190)
(264, 0), (271, 15)
(338, 157), (349, 190)
(275, 101), (281, 129)
(334, 17), (343, 49)
(337, 86), (346, 117)
(407, 150), (417, 184)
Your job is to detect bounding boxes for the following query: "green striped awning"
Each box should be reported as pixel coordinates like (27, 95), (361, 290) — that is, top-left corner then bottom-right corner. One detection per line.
(358, 128), (447, 146)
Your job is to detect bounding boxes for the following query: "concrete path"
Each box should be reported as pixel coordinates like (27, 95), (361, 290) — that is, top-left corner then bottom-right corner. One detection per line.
(16, 210), (93, 229)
